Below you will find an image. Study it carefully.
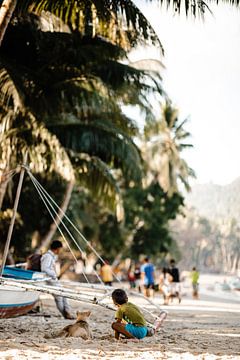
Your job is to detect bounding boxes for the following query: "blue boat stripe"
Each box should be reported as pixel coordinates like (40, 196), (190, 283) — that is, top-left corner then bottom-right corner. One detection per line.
(0, 301), (36, 308)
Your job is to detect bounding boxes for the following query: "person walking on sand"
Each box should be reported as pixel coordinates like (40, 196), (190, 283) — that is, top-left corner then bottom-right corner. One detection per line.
(140, 257), (155, 297)
(134, 263), (142, 293)
(168, 258), (181, 303)
(111, 289), (168, 340)
(190, 267), (199, 299)
(100, 259), (113, 286)
(159, 267), (173, 305)
(41, 240), (74, 319)
(127, 263), (136, 289)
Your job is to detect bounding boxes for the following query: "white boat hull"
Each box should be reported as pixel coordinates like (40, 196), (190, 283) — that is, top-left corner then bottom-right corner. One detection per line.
(0, 284), (39, 318)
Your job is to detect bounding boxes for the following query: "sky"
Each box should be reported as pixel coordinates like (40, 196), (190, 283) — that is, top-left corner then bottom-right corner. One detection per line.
(133, 1), (240, 185)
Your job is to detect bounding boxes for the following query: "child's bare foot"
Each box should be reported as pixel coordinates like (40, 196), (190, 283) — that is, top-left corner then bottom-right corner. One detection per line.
(154, 310), (168, 331)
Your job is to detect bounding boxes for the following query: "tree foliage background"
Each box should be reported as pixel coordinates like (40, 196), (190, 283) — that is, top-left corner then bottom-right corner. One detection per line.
(0, 0), (197, 265)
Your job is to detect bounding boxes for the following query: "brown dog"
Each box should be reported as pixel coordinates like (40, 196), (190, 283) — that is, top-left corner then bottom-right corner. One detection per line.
(45, 311), (92, 339)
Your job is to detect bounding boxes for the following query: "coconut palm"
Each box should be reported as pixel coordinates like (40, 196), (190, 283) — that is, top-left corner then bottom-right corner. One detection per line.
(1, 12), (160, 211)
(0, 7), (163, 249)
(143, 100), (195, 195)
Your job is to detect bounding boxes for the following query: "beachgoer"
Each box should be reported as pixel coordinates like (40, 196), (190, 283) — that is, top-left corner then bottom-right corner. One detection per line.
(134, 263), (142, 293)
(168, 259), (181, 303)
(100, 260), (113, 286)
(127, 264), (136, 289)
(140, 257), (155, 297)
(190, 267), (199, 299)
(111, 288), (167, 340)
(159, 267), (173, 305)
(41, 240), (74, 319)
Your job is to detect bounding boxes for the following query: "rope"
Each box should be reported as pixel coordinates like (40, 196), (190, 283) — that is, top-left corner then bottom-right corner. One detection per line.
(0, 168), (18, 183)
(28, 171), (90, 284)
(25, 169), (162, 321)
(26, 170), (121, 283)
(28, 170), (104, 285)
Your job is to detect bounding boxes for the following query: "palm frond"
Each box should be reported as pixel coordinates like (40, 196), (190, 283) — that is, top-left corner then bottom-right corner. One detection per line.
(1, 111), (74, 181)
(0, 65), (23, 111)
(70, 152), (120, 211)
(15, 0), (161, 50)
(48, 122), (143, 184)
(146, 0), (240, 16)
(1, 18), (163, 121)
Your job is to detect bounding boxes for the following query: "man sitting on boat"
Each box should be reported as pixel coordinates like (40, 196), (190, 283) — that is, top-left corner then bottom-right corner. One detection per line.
(41, 240), (74, 319)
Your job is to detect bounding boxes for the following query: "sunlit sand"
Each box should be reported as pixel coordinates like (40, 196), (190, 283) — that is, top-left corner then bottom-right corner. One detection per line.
(0, 274), (239, 359)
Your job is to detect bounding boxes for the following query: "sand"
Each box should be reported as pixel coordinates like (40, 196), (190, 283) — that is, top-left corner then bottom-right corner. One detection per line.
(0, 274), (240, 360)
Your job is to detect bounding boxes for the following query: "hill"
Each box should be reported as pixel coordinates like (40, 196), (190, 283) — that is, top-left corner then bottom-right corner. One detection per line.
(185, 177), (240, 222)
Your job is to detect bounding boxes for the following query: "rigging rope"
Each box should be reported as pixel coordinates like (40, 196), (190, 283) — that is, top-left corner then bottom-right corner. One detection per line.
(26, 169), (162, 320)
(0, 168), (18, 183)
(28, 171), (92, 284)
(26, 169), (121, 283)
(28, 170), (107, 285)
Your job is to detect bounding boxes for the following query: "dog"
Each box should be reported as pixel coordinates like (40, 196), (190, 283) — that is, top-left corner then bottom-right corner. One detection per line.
(45, 310), (92, 339)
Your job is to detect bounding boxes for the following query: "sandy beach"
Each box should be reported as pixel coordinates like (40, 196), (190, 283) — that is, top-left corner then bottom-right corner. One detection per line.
(0, 274), (240, 360)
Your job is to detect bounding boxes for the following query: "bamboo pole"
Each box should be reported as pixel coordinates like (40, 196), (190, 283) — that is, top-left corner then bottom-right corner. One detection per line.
(0, 154), (28, 277)
(60, 280), (115, 292)
(0, 278), (116, 311)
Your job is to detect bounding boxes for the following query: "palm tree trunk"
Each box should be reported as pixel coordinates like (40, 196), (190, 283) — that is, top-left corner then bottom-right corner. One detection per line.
(0, 0), (17, 46)
(0, 160), (11, 210)
(231, 254), (239, 274)
(38, 178), (75, 251)
(0, 171), (9, 209)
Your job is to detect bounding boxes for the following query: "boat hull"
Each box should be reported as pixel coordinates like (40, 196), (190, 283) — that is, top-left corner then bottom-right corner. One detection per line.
(0, 284), (39, 318)
(0, 267), (47, 319)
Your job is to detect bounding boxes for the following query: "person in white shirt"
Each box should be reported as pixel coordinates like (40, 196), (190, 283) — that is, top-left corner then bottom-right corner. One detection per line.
(41, 240), (73, 319)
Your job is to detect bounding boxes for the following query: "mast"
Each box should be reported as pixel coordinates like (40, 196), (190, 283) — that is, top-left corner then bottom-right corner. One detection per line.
(0, 153), (28, 277)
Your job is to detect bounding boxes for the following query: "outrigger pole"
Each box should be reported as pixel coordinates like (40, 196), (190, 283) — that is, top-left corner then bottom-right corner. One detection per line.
(0, 153), (28, 277)
(0, 277), (116, 312)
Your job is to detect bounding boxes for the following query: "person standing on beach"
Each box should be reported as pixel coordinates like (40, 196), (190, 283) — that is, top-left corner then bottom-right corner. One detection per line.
(159, 267), (173, 305)
(41, 240), (74, 319)
(168, 259), (181, 303)
(140, 257), (155, 297)
(190, 267), (199, 299)
(100, 260), (113, 286)
(134, 263), (142, 293)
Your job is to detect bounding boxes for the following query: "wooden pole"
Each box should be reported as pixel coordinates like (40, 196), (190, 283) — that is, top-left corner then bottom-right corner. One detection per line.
(0, 154), (27, 277)
(0, 278), (116, 312)
(0, 0), (17, 47)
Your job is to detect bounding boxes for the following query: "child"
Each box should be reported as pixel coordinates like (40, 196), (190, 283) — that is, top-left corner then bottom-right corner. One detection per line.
(159, 267), (173, 305)
(111, 288), (167, 340)
(190, 267), (199, 299)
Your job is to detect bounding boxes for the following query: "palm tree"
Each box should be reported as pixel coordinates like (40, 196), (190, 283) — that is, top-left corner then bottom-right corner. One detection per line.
(143, 100), (195, 195)
(0, 13), (157, 213)
(0, 7), (161, 250)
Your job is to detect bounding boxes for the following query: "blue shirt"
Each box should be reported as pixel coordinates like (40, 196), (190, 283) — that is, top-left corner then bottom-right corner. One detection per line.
(141, 263), (154, 285)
